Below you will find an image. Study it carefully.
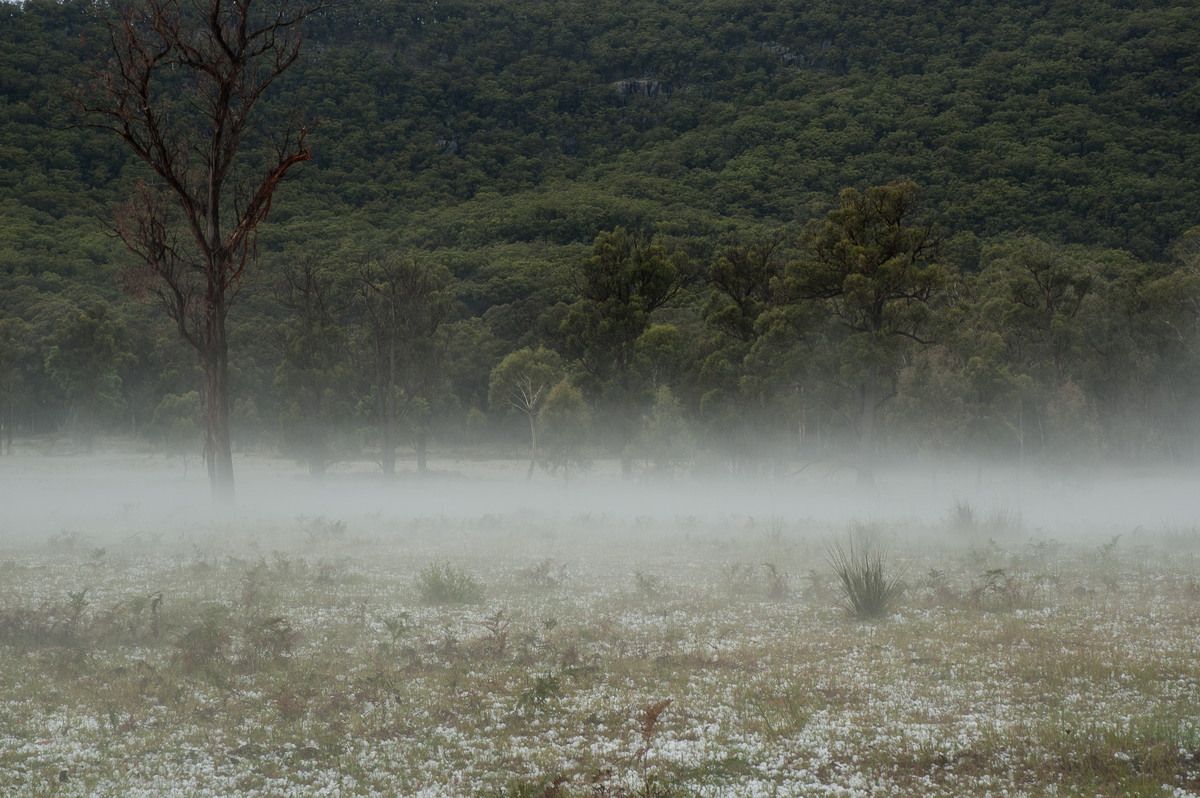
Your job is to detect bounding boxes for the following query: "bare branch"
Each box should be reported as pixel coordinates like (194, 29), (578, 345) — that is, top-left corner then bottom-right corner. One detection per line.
(74, 0), (322, 502)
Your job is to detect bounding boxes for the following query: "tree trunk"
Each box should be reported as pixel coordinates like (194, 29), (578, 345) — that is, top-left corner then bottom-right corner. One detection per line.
(378, 337), (397, 476)
(80, 0), (318, 504)
(82, 384), (98, 453)
(416, 426), (427, 474)
(617, 384), (635, 479)
(379, 401), (396, 475)
(527, 410), (538, 480)
(202, 306), (235, 504)
(856, 371), (878, 489)
(1016, 398), (1027, 482)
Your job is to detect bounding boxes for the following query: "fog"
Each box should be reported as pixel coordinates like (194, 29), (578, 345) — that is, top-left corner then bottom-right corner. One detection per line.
(3, 449), (1195, 544)
(3, 447), (1199, 797)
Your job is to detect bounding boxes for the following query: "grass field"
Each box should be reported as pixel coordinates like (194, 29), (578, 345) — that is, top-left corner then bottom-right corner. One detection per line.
(1, 453), (1198, 796)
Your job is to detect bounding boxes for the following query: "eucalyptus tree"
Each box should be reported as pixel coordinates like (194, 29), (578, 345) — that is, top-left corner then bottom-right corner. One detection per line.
(272, 254), (355, 477)
(43, 301), (130, 452)
(780, 181), (951, 485)
(971, 237), (1102, 465)
(701, 234), (808, 474)
(488, 346), (564, 479)
(74, 0), (323, 501)
(357, 254), (454, 475)
(540, 379), (591, 485)
(1072, 236), (1200, 463)
(0, 318), (32, 455)
(560, 227), (686, 473)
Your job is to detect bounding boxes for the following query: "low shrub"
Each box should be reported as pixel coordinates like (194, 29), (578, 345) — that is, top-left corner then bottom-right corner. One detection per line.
(416, 562), (484, 605)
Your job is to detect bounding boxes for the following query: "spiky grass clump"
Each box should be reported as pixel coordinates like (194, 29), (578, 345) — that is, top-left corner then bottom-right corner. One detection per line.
(944, 498), (978, 533)
(827, 529), (905, 620)
(944, 498), (1023, 536)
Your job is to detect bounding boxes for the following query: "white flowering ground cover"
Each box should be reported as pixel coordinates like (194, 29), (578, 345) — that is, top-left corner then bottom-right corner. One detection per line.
(2, 456), (1200, 796)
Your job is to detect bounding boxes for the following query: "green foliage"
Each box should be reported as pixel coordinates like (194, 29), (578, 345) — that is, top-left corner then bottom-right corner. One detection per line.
(42, 301), (131, 448)
(488, 347), (564, 417)
(516, 672), (562, 716)
(562, 227), (686, 389)
(698, 234), (810, 472)
(173, 605), (234, 679)
(415, 562), (484, 605)
(632, 385), (694, 476)
(357, 253), (456, 473)
(560, 227), (687, 463)
(944, 499), (1024, 537)
(539, 379), (591, 483)
(779, 181), (953, 482)
(0, 317), (35, 447)
(239, 615), (298, 673)
(147, 391), (202, 456)
(2, 0), (1200, 467)
(489, 345), (564, 476)
(272, 254), (358, 475)
(705, 236), (787, 344)
(9, 0), (1200, 262)
(967, 567), (1041, 613)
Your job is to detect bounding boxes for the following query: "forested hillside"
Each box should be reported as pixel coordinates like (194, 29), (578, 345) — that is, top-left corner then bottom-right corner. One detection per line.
(1, 0), (1198, 478)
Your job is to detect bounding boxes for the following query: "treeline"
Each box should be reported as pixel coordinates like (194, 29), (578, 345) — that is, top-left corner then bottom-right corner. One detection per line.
(1, 0), (1198, 475)
(3, 181), (1196, 478)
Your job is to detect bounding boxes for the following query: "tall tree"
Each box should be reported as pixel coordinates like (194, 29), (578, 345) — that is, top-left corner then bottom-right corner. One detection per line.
(972, 238), (1101, 465)
(73, 0), (321, 501)
(272, 254), (354, 477)
(43, 301), (130, 452)
(783, 181), (951, 485)
(357, 254), (454, 476)
(488, 346), (564, 479)
(540, 379), (591, 486)
(560, 227), (686, 473)
(0, 318), (34, 455)
(702, 234), (809, 474)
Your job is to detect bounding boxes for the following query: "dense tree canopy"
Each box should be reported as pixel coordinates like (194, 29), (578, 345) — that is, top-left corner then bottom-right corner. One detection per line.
(2, 0), (1198, 476)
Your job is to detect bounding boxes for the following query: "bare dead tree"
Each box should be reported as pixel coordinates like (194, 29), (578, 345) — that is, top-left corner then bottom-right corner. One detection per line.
(72, 0), (322, 502)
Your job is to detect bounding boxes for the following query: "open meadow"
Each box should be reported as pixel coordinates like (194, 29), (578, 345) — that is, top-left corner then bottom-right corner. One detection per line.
(1, 451), (1199, 796)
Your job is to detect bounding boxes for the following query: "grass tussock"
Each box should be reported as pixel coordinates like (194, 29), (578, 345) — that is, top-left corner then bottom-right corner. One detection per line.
(826, 527), (906, 619)
(945, 498), (1024, 536)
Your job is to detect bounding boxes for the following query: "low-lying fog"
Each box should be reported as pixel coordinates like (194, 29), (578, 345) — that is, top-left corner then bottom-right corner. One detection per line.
(2, 450), (1195, 543)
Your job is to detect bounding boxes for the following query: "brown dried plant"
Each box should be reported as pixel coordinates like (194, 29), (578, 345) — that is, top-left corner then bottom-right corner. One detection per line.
(635, 698), (672, 763)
